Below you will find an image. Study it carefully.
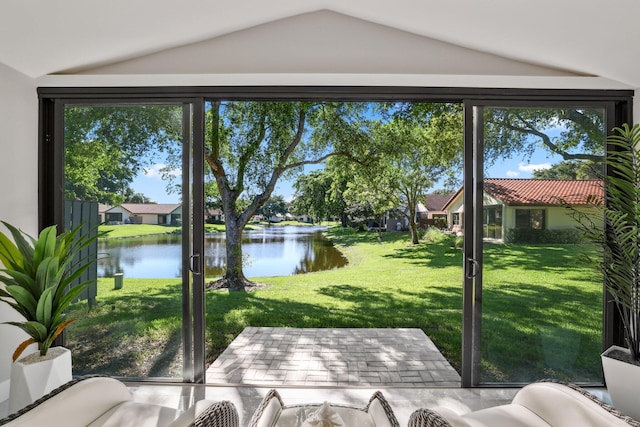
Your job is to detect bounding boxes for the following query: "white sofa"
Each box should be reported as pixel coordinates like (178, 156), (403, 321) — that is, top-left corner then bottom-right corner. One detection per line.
(0, 376), (238, 427)
(408, 380), (640, 427)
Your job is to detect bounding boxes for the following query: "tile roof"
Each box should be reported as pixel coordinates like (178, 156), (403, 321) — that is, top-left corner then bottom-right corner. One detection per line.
(424, 193), (454, 211)
(119, 203), (181, 214)
(484, 179), (603, 206)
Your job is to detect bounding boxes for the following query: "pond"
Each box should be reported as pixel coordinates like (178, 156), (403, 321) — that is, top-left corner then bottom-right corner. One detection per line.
(97, 225), (347, 279)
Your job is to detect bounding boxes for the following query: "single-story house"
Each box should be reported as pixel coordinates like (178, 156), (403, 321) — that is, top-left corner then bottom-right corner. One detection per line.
(296, 214), (313, 223)
(105, 203), (182, 225)
(205, 208), (224, 222)
(268, 213), (284, 223)
(443, 179), (603, 239)
(424, 193), (452, 228)
(384, 202), (428, 231)
(98, 204), (112, 224)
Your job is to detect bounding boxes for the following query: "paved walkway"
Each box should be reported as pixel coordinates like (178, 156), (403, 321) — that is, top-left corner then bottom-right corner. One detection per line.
(206, 327), (460, 387)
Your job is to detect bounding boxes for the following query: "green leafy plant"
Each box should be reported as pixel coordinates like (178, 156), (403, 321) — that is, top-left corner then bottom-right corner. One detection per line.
(569, 123), (640, 361)
(0, 222), (97, 361)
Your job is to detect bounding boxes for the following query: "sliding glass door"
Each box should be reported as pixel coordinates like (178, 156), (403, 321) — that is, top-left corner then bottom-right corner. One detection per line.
(58, 101), (204, 381)
(39, 88), (631, 386)
(463, 102), (612, 385)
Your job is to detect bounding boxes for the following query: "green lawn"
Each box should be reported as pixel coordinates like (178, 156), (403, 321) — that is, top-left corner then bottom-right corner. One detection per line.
(66, 228), (602, 383)
(99, 223), (260, 239)
(99, 224), (181, 239)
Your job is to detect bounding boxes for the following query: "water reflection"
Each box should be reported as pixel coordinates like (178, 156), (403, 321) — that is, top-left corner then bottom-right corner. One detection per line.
(98, 226), (347, 279)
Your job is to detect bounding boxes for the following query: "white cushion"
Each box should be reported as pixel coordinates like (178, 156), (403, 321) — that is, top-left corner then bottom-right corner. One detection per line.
(514, 382), (632, 427)
(423, 382), (634, 427)
(3, 377), (132, 427)
(253, 395), (283, 427)
(88, 401), (182, 427)
(367, 396), (395, 427)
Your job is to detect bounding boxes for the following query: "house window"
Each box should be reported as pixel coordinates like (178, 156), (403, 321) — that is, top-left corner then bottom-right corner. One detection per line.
(105, 212), (122, 223)
(452, 212), (460, 226)
(515, 209), (545, 230)
(483, 205), (502, 239)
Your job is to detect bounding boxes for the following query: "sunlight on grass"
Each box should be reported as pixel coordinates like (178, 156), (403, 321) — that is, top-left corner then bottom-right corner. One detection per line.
(67, 228), (602, 382)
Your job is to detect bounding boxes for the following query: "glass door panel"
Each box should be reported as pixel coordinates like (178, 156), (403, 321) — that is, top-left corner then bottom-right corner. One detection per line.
(474, 106), (605, 384)
(62, 103), (194, 379)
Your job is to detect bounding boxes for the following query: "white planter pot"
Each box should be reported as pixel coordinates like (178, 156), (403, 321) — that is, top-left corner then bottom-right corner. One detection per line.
(601, 345), (640, 420)
(8, 347), (72, 413)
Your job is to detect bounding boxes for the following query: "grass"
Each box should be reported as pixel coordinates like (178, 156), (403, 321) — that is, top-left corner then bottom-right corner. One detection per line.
(99, 222), (271, 239)
(99, 224), (181, 239)
(66, 228), (602, 383)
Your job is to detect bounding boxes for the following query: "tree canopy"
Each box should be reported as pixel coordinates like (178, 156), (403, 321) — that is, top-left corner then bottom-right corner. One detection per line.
(205, 101), (374, 290)
(532, 160), (601, 180)
(64, 105), (182, 205)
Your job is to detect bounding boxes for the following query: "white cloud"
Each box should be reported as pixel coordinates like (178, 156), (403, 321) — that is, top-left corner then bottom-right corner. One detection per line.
(518, 162), (551, 172)
(142, 163), (181, 179)
(506, 170), (520, 177)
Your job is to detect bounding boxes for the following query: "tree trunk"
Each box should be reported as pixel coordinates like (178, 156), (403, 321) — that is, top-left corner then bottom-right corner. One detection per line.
(223, 218), (248, 291)
(341, 213), (348, 228)
(409, 220), (420, 244)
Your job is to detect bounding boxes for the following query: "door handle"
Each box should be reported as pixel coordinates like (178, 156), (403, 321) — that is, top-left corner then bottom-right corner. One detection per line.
(466, 257), (479, 279)
(188, 253), (202, 275)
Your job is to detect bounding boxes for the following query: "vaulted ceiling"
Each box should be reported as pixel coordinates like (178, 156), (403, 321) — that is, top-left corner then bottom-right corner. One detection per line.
(1, 0), (638, 88)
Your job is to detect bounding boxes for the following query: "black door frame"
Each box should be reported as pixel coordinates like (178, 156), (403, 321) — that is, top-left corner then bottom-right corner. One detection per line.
(39, 86), (633, 385)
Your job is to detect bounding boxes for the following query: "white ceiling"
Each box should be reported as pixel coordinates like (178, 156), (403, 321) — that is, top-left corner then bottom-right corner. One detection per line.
(1, 0), (638, 88)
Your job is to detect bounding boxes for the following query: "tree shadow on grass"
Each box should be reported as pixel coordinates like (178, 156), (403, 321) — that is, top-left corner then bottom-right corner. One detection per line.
(205, 282), (464, 371)
(475, 279), (602, 383)
(66, 261), (603, 384)
(325, 228), (408, 247)
(382, 238), (463, 269)
(66, 282), (184, 377)
(385, 240), (598, 281)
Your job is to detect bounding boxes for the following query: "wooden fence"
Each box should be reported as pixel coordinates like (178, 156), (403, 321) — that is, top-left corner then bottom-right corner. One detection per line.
(64, 200), (98, 308)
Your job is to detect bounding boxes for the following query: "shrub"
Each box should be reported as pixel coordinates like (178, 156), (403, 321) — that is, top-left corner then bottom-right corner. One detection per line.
(505, 228), (584, 244)
(423, 227), (448, 243)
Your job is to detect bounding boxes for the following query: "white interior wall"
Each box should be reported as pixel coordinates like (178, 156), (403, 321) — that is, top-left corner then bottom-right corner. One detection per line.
(635, 90), (640, 124)
(0, 62), (38, 402)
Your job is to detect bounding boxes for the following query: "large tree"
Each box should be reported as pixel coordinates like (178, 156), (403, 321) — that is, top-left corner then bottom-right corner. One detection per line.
(532, 160), (601, 180)
(64, 106), (182, 205)
(376, 112), (461, 243)
(259, 194), (287, 220)
(292, 165), (350, 225)
(206, 101), (371, 291)
(343, 104), (462, 244)
(483, 108), (605, 166)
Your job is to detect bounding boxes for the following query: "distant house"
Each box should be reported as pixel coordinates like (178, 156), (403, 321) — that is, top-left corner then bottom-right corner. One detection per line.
(98, 203), (112, 223)
(105, 203), (182, 225)
(206, 208), (224, 222)
(268, 213), (284, 223)
(443, 179), (603, 240)
(384, 203), (428, 232)
(424, 193), (452, 228)
(296, 214), (312, 223)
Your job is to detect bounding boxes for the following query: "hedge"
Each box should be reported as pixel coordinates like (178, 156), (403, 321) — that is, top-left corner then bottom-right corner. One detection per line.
(505, 228), (584, 244)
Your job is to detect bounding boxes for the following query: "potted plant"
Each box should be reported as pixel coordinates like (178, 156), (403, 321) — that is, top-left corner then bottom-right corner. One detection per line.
(0, 221), (97, 411)
(568, 123), (640, 419)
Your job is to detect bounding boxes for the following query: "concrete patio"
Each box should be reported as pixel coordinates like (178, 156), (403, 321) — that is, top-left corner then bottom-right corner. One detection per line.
(206, 327), (461, 387)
